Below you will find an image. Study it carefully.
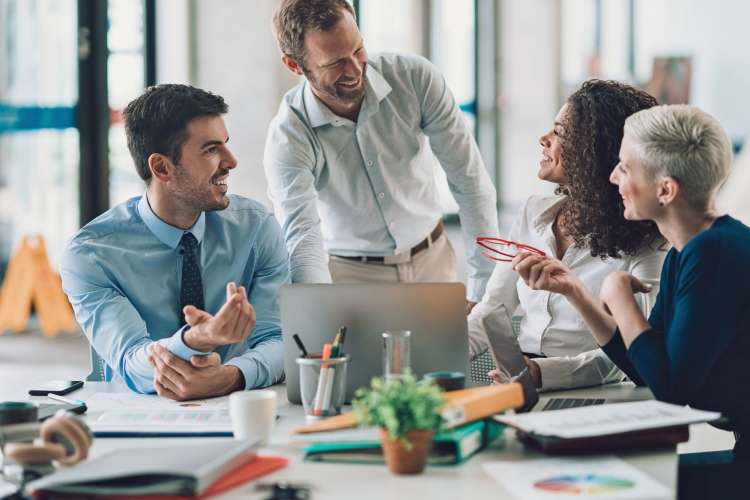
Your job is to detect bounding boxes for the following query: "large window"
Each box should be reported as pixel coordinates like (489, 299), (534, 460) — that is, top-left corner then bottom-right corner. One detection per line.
(0, 0), (79, 272)
(108, 0), (152, 206)
(0, 0), (153, 278)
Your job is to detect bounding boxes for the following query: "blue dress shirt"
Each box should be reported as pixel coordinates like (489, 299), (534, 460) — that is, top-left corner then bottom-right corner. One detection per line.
(264, 52), (498, 302)
(61, 194), (289, 393)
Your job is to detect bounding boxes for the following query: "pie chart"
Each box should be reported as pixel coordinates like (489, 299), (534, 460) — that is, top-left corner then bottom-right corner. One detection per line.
(534, 474), (635, 495)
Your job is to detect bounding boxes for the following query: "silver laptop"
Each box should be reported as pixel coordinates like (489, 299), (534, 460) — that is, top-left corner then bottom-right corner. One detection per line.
(280, 283), (471, 405)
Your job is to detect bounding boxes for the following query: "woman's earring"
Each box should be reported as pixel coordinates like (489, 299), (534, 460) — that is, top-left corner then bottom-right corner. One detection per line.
(659, 201), (664, 207)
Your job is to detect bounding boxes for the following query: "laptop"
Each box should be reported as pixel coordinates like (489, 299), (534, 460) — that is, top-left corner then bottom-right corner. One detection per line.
(280, 283), (471, 404)
(481, 308), (645, 412)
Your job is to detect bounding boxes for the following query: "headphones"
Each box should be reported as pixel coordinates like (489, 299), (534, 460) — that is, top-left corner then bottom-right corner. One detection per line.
(1, 412), (93, 467)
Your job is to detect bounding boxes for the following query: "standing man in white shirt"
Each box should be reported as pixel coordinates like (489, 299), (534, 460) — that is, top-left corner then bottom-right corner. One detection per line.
(264, 0), (498, 311)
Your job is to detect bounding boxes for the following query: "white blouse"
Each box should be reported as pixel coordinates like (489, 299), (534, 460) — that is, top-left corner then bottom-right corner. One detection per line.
(468, 195), (667, 391)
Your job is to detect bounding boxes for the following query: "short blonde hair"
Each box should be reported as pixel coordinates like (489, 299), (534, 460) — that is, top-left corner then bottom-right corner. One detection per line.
(624, 105), (732, 209)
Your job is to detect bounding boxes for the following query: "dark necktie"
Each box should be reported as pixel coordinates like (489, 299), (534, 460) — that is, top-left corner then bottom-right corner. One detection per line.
(179, 232), (204, 321)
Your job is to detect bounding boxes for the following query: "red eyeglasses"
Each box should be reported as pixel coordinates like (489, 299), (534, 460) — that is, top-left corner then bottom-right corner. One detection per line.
(475, 236), (546, 262)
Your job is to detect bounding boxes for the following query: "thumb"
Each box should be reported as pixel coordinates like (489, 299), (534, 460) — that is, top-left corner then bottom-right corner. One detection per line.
(184, 305), (210, 326)
(191, 352), (221, 368)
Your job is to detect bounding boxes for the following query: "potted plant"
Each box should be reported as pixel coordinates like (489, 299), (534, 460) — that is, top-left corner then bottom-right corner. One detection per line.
(352, 373), (444, 474)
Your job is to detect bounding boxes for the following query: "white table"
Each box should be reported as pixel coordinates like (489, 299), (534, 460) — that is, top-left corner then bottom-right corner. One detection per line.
(46, 382), (678, 499)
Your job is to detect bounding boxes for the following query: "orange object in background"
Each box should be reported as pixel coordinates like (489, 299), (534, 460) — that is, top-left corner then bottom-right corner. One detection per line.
(0, 235), (77, 336)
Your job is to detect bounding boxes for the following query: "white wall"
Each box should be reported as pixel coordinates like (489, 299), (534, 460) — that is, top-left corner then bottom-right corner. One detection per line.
(497, 0), (560, 210)
(635, 0), (750, 143)
(157, 0), (299, 208)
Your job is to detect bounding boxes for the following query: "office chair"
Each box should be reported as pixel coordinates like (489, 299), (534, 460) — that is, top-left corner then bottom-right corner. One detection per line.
(86, 345), (106, 382)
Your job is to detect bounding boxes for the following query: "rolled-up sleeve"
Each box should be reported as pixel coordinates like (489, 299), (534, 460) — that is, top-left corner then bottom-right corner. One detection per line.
(415, 57), (498, 301)
(264, 109), (331, 285)
(225, 214), (290, 389)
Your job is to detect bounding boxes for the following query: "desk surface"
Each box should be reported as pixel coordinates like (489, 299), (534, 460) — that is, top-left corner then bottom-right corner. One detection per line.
(52, 382), (677, 500)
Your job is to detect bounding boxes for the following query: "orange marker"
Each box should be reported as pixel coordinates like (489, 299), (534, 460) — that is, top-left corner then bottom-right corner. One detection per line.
(313, 343), (332, 416)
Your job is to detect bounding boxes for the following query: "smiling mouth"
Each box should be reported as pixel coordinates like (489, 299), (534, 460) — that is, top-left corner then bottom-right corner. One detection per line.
(211, 176), (228, 188)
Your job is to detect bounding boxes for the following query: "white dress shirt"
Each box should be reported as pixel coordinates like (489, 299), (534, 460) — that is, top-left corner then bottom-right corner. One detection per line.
(263, 52), (498, 302)
(468, 195), (667, 391)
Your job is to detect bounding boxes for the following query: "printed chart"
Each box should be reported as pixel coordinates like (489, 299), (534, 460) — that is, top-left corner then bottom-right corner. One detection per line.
(534, 474), (635, 495)
(483, 456), (671, 499)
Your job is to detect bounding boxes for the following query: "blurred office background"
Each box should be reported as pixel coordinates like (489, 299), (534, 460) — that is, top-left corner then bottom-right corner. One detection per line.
(0, 0), (747, 421)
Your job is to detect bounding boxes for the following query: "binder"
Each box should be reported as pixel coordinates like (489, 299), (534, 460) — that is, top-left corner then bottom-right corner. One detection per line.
(292, 382), (524, 434)
(304, 419), (505, 465)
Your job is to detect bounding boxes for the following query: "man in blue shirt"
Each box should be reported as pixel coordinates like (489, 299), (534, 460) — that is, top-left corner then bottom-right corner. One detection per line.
(61, 84), (288, 399)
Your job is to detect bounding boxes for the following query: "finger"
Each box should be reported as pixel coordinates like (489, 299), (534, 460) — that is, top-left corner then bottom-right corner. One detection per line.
(513, 254), (543, 281)
(236, 286), (254, 341)
(528, 260), (546, 288)
(154, 379), (180, 400)
(214, 292), (242, 331)
(228, 289), (246, 341)
(226, 281), (237, 302)
(184, 305), (211, 326)
(191, 352), (221, 368)
(153, 347), (191, 382)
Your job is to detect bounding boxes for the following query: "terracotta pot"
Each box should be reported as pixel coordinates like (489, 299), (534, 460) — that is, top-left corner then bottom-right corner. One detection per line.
(379, 428), (433, 475)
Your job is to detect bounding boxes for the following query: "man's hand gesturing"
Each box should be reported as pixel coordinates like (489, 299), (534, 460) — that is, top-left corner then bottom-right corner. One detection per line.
(182, 282), (255, 352)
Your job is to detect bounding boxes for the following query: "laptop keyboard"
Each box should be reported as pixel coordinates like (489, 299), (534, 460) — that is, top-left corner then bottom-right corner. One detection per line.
(540, 398), (606, 411)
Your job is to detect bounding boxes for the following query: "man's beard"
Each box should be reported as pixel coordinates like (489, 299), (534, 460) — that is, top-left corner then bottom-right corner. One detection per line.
(304, 64), (367, 104)
(172, 169), (229, 213)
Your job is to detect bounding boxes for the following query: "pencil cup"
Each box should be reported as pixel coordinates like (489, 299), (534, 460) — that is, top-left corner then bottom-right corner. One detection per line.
(296, 354), (350, 419)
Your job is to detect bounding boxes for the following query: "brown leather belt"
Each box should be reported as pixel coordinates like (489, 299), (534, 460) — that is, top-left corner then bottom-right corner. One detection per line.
(334, 221), (444, 264)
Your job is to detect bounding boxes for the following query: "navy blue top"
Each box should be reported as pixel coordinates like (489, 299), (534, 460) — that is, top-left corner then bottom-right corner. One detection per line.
(602, 215), (750, 437)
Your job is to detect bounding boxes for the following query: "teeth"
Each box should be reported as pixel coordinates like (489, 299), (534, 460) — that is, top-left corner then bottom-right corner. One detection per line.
(211, 180), (227, 186)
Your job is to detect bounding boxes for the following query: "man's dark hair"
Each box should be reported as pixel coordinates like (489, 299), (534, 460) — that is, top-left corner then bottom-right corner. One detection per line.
(122, 84), (228, 183)
(272, 0), (356, 68)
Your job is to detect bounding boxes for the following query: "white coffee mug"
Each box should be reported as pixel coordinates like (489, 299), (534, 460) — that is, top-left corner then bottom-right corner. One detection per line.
(229, 390), (277, 445)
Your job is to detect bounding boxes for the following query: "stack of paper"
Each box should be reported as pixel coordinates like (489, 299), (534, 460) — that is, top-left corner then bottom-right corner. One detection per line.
(84, 392), (233, 437)
(495, 400), (720, 439)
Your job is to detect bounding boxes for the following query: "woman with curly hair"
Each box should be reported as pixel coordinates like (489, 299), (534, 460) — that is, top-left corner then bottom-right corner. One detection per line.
(468, 79), (665, 391)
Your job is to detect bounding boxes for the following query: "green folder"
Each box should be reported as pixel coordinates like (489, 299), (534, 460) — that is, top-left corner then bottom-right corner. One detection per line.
(304, 419), (505, 465)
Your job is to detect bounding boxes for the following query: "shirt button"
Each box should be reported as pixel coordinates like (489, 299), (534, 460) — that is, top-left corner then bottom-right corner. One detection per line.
(367, 160), (373, 167)
(378, 192), (385, 199)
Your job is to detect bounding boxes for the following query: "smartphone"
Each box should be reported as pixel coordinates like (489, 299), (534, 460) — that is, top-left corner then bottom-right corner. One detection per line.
(28, 380), (84, 396)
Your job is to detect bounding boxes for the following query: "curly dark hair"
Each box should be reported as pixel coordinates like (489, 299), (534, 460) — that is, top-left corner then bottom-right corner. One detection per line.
(557, 79), (661, 258)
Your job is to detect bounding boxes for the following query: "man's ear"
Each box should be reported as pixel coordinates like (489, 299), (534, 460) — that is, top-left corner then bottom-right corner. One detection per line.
(658, 176), (680, 206)
(281, 54), (304, 76)
(148, 153), (172, 182)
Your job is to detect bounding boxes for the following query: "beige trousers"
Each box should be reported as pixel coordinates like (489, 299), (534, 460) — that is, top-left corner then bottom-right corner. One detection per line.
(328, 233), (459, 284)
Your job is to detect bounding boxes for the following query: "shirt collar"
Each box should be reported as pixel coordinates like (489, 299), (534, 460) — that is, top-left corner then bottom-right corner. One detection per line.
(137, 193), (206, 249)
(531, 195), (568, 235)
(303, 62), (392, 128)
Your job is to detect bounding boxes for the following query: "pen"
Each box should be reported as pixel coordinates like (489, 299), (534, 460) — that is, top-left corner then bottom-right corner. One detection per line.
(292, 333), (309, 358)
(313, 343), (332, 417)
(47, 393), (86, 407)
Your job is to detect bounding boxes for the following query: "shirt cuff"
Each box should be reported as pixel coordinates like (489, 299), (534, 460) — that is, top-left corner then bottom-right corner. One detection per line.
(163, 325), (212, 361)
(225, 353), (265, 391)
(533, 357), (573, 392)
(466, 277), (487, 303)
